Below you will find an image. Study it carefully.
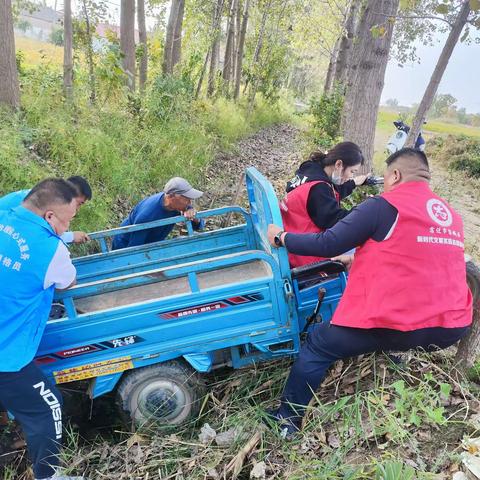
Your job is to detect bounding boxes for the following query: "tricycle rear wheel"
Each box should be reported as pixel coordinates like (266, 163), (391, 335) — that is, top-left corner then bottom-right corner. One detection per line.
(116, 360), (206, 430)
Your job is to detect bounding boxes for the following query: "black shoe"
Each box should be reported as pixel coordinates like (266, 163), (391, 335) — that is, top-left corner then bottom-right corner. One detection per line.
(263, 409), (300, 440)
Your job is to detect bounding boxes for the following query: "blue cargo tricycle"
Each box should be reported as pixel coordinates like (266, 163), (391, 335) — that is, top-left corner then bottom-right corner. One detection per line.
(35, 167), (348, 427)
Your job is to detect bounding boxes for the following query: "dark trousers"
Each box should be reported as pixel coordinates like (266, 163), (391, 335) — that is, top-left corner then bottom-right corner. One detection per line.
(278, 323), (469, 424)
(0, 361), (63, 479)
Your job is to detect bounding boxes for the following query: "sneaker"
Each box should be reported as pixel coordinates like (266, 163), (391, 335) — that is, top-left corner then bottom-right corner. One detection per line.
(263, 408), (300, 440)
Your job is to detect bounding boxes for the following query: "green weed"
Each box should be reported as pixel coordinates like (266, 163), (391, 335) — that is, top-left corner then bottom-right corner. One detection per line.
(0, 67), (292, 237)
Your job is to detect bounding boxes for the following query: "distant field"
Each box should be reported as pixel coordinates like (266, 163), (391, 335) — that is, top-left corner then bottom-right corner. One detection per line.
(378, 109), (480, 139)
(373, 108), (480, 171)
(15, 35), (62, 67)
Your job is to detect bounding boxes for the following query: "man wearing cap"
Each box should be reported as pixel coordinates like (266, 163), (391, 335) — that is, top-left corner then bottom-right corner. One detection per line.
(112, 177), (204, 250)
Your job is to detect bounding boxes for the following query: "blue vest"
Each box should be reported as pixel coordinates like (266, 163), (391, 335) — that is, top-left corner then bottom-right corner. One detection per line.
(0, 206), (62, 371)
(0, 189), (30, 211)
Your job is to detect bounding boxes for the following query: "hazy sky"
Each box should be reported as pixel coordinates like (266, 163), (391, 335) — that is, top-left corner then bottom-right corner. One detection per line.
(382, 34), (480, 114)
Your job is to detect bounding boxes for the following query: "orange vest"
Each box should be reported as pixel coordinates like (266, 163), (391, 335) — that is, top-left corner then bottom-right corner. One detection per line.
(332, 181), (472, 331)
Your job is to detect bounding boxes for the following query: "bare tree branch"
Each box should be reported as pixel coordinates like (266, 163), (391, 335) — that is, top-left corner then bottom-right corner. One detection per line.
(374, 11), (454, 27)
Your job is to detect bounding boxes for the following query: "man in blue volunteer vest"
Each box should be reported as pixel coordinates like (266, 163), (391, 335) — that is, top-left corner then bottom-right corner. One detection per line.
(0, 175), (93, 245)
(0, 179), (84, 480)
(112, 176), (204, 250)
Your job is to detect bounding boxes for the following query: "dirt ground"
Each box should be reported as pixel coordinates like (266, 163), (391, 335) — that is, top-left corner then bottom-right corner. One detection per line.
(430, 161), (480, 263)
(197, 123), (307, 211)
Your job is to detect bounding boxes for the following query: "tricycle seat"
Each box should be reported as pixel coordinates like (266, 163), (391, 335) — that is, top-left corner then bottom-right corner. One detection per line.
(291, 260), (346, 290)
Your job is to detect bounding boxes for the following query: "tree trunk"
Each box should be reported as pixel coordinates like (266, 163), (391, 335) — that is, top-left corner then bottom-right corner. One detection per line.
(120, 0), (136, 90)
(234, 0), (249, 100)
(456, 309), (480, 369)
(455, 261), (480, 368)
(163, 0), (179, 75)
(333, 0), (359, 88)
(323, 37), (340, 94)
(232, 0), (241, 88)
(137, 0), (147, 91)
(63, 0), (73, 99)
(82, 0), (96, 103)
(341, 0), (400, 173)
(207, 0), (224, 97)
(223, 0), (237, 92)
(195, 47), (210, 98)
(171, 0), (185, 71)
(244, 4), (268, 96)
(406, 0), (471, 147)
(0, 0), (20, 109)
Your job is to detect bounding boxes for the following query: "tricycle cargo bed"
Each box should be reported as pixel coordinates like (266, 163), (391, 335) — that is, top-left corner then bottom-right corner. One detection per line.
(75, 257), (272, 312)
(34, 167), (347, 425)
(74, 208), (256, 285)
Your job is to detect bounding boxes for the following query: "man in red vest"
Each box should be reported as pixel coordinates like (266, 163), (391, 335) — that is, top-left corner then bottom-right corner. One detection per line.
(267, 148), (473, 437)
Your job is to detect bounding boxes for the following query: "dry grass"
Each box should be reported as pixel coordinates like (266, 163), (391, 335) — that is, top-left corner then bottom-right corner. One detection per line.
(15, 35), (63, 67)
(2, 352), (479, 479)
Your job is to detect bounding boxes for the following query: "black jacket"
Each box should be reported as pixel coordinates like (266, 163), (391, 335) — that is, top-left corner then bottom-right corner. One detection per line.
(285, 161), (356, 230)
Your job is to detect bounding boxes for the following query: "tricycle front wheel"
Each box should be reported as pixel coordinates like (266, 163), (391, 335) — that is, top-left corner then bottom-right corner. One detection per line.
(116, 360), (206, 430)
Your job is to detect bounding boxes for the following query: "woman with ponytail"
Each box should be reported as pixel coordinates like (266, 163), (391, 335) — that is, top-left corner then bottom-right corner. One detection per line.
(280, 141), (368, 267)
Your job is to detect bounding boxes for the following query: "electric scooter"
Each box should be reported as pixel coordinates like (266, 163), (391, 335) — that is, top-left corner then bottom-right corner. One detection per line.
(386, 120), (426, 154)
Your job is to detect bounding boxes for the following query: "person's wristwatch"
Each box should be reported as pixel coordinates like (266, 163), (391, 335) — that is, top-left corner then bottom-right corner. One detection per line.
(274, 230), (285, 247)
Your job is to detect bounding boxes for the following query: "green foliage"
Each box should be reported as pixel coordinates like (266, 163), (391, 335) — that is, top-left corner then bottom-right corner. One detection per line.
(145, 75), (194, 122)
(371, 24), (387, 39)
(198, 95), (293, 149)
(0, 66), (291, 235)
(375, 460), (416, 480)
(430, 134), (480, 178)
(435, 3), (449, 14)
(49, 28), (64, 46)
(250, 42), (291, 104)
(390, 376), (449, 427)
(309, 85), (344, 149)
(95, 42), (126, 95)
(11, 0), (38, 20)
(15, 50), (26, 77)
(342, 184), (380, 210)
(15, 18), (31, 33)
(391, 0), (474, 65)
(431, 93), (457, 118)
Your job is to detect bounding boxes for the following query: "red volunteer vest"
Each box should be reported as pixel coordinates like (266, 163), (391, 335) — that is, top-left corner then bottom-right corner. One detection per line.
(332, 181), (472, 331)
(280, 181), (340, 268)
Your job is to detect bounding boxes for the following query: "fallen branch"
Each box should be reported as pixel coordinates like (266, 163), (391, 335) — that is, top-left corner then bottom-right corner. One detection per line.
(225, 431), (262, 479)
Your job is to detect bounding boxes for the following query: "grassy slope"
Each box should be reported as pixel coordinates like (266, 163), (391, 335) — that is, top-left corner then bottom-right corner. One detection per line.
(15, 35), (63, 67)
(1, 73), (294, 239)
